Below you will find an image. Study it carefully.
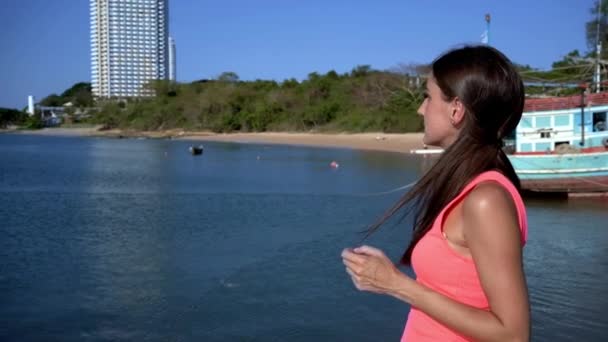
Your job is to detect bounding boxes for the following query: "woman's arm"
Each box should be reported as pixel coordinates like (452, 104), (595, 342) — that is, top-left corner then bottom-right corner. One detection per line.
(342, 183), (529, 342)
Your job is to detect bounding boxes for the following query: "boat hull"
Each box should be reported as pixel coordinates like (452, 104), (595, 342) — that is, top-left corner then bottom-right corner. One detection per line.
(519, 176), (608, 193)
(508, 151), (608, 194)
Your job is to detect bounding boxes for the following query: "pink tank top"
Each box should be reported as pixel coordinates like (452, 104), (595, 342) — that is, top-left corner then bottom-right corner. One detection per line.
(401, 171), (528, 341)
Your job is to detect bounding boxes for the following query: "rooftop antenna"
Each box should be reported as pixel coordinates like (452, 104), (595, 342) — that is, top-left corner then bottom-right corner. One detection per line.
(595, 0), (603, 92)
(482, 13), (491, 45)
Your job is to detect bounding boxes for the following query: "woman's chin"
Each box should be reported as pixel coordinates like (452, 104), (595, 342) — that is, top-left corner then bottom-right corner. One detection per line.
(422, 136), (436, 147)
(422, 133), (448, 148)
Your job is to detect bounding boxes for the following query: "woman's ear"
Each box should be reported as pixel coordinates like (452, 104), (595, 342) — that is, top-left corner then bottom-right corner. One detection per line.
(451, 98), (465, 126)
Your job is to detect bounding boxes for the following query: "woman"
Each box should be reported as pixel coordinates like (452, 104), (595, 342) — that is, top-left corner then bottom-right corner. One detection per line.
(341, 45), (530, 341)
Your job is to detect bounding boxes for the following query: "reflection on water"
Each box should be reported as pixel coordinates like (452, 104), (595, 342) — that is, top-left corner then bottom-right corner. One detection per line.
(0, 134), (607, 341)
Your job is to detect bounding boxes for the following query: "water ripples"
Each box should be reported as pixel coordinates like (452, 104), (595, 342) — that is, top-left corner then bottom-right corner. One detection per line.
(1, 134), (607, 341)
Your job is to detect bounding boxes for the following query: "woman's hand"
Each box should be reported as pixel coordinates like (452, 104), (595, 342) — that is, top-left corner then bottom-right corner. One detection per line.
(341, 245), (409, 295)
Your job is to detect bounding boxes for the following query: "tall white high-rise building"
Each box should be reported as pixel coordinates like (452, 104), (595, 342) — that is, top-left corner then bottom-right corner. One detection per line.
(168, 36), (176, 81)
(90, 0), (169, 98)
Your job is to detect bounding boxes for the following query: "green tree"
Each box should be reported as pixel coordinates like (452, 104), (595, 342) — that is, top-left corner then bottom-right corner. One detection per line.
(281, 78), (299, 88)
(218, 71), (240, 83)
(39, 94), (63, 107)
(586, 0), (608, 58)
(39, 82), (94, 108)
(351, 65), (372, 77)
(0, 107), (27, 128)
(61, 82), (93, 107)
(146, 79), (178, 97)
(326, 70), (339, 80)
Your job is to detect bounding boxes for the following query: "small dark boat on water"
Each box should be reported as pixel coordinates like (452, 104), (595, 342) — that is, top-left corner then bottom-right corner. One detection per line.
(189, 145), (204, 155)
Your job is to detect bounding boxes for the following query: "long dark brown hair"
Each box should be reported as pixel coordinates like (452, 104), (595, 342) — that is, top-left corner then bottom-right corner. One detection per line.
(367, 45), (525, 265)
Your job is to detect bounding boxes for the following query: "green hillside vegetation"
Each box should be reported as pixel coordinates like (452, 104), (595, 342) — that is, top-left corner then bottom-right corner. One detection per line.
(39, 82), (94, 108)
(92, 67), (425, 133)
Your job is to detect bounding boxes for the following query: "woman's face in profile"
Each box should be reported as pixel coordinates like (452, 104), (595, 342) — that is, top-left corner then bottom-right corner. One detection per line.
(418, 77), (456, 148)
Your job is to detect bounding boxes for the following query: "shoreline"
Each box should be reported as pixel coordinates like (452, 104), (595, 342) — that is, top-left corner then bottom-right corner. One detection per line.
(182, 131), (426, 154)
(2, 126), (426, 154)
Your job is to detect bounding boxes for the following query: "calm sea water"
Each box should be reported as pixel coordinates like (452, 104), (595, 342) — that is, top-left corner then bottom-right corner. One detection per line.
(1, 133), (607, 341)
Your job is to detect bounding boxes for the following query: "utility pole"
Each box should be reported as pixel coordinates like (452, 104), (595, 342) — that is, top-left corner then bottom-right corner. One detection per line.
(596, 0), (603, 92)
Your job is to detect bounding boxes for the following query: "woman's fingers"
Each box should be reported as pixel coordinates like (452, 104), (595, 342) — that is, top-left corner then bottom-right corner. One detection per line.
(341, 248), (367, 264)
(343, 246), (396, 294)
(343, 246), (406, 296)
(342, 246), (388, 277)
(354, 245), (386, 258)
(342, 259), (360, 273)
(346, 267), (369, 291)
(346, 267), (361, 285)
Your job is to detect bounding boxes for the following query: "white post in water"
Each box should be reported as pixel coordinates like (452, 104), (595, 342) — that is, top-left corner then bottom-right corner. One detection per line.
(27, 95), (35, 115)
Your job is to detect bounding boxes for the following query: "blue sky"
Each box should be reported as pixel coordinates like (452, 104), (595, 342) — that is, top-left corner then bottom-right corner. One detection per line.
(0, 0), (596, 109)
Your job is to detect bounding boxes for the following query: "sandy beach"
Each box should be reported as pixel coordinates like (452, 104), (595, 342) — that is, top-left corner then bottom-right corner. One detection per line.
(4, 126), (426, 154)
(181, 132), (426, 154)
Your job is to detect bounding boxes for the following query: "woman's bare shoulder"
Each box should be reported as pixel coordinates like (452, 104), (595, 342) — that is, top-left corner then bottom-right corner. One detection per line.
(462, 181), (518, 230)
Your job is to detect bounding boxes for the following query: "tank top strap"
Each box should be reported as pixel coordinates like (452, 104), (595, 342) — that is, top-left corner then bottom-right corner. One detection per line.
(434, 170), (528, 245)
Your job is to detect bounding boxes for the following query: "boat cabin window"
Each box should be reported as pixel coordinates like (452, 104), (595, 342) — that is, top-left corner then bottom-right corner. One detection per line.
(593, 112), (606, 132)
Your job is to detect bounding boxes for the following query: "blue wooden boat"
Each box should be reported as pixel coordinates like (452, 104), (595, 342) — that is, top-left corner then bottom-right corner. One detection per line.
(507, 90), (608, 195)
